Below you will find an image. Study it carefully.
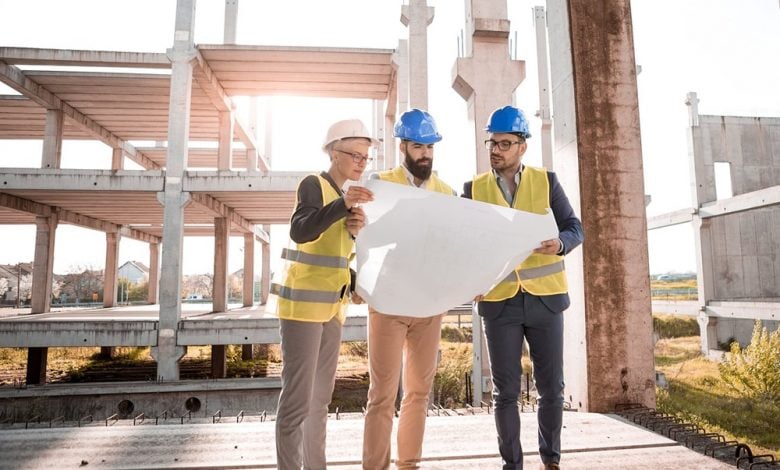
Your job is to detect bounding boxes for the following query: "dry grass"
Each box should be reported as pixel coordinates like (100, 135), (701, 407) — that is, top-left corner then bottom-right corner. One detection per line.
(655, 337), (780, 456)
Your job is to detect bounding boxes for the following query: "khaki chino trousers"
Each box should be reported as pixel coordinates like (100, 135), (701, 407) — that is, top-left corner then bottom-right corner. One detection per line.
(362, 309), (443, 469)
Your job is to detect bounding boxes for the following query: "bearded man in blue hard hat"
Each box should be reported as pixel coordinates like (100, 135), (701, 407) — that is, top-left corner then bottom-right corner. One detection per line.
(362, 108), (455, 470)
(462, 105), (584, 470)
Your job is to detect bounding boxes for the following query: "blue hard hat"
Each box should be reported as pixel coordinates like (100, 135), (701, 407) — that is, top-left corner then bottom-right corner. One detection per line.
(485, 105), (532, 138)
(393, 108), (442, 144)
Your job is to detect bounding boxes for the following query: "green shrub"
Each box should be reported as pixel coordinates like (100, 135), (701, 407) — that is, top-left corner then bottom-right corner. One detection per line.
(719, 321), (780, 402)
(653, 314), (699, 338)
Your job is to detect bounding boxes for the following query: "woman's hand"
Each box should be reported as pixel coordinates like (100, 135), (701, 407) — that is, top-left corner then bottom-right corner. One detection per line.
(346, 206), (367, 237)
(344, 186), (373, 209)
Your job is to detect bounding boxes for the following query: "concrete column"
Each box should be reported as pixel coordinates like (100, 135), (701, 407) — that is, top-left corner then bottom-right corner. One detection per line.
(211, 345), (227, 378)
(212, 217), (229, 312)
(223, 0), (238, 44)
(103, 231), (120, 308)
(42, 109), (63, 169)
(566, 0), (655, 411)
(147, 242), (160, 304)
(111, 147), (124, 170)
(264, 101), (273, 169)
(260, 224), (271, 304)
(242, 229), (258, 360)
(396, 39), (409, 116)
(31, 214), (57, 314)
(26, 347), (48, 385)
(152, 0), (196, 381)
(452, 0), (524, 174)
(534, 6), (554, 170)
(401, 0), (434, 110)
(217, 110), (234, 170)
(373, 100), (385, 171)
(242, 233), (254, 307)
(546, 0), (589, 413)
(685, 92), (716, 354)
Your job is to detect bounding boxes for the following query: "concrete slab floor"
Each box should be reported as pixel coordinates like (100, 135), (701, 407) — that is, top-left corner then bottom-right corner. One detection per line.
(0, 411), (737, 469)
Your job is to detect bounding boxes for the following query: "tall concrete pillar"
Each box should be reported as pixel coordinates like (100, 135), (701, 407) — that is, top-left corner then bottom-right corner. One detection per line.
(103, 231), (120, 308)
(152, 0), (196, 381)
(31, 214), (57, 314)
(533, 6), (554, 170)
(148, 242), (160, 304)
(454, 0), (523, 403)
(42, 109), (63, 169)
(261, 224), (271, 304)
(401, 0), (434, 110)
(242, 233), (254, 307)
(213, 217), (229, 312)
(211, 344), (227, 378)
(452, 0), (524, 174)
(217, 110), (234, 170)
(563, 0), (655, 411)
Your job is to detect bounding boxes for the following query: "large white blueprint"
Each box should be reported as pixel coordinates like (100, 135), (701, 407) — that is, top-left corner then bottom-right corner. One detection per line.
(355, 179), (559, 317)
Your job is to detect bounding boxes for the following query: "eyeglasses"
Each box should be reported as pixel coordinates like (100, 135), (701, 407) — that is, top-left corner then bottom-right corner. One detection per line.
(484, 139), (524, 151)
(335, 149), (374, 164)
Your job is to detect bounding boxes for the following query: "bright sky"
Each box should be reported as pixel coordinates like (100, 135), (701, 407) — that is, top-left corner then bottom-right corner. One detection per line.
(0, 0), (778, 276)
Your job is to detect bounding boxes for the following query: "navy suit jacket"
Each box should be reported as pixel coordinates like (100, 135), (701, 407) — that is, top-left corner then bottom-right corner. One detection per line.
(462, 169), (584, 319)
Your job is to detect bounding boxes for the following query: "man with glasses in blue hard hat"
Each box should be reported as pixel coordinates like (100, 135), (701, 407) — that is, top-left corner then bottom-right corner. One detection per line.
(463, 105), (583, 470)
(362, 109), (455, 470)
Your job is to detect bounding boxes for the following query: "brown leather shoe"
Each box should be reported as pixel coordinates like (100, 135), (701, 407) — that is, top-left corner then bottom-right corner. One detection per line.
(540, 463), (560, 470)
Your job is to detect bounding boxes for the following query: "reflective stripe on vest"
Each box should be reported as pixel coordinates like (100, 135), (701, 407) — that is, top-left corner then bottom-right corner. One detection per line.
(472, 166), (568, 300)
(274, 174), (353, 323)
(377, 165), (454, 195)
(281, 248), (349, 269)
(270, 283), (342, 304)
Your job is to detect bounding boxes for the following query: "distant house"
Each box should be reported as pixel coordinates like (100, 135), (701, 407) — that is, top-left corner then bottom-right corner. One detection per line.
(118, 261), (149, 285)
(0, 263), (33, 304)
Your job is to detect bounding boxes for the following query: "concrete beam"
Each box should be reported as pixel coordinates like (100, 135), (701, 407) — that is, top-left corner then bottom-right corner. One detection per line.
(698, 185), (780, 218)
(0, 61), (161, 170)
(0, 169), (165, 191)
(0, 47), (170, 68)
(182, 171), (306, 192)
(188, 192), (267, 240)
(646, 208), (696, 229)
(177, 315), (367, 345)
(706, 301), (779, 321)
(0, 321), (158, 347)
(0, 193), (161, 244)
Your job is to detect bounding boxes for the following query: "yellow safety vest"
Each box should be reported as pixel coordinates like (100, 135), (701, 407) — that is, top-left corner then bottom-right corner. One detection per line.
(472, 167), (568, 300)
(271, 175), (353, 323)
(376, 165), (454, 196)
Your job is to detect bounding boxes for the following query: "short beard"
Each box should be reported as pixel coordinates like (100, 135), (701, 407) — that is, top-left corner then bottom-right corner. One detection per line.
(404, 153), (432, 181)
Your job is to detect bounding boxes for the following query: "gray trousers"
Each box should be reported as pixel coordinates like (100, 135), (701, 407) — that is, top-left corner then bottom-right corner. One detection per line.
(276, 317), (342, 470)
(482, 292), (565, 470)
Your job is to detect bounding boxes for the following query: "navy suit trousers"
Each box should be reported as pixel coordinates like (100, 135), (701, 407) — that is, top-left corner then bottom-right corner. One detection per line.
(482, 291), (565, 469)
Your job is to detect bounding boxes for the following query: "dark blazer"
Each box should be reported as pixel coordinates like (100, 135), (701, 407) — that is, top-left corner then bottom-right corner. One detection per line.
(462, 169), (584, 319)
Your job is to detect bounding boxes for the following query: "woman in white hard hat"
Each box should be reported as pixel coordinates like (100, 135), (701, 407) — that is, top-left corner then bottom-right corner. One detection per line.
(272, 118), (376, 470)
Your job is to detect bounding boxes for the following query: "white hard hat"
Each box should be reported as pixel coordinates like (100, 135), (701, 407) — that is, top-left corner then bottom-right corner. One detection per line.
(322, 119), (379, 151)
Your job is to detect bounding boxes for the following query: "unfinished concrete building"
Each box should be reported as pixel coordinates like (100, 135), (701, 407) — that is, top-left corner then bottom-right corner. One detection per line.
(650, 92), (780, 355)
(0, 0), (660, 420)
